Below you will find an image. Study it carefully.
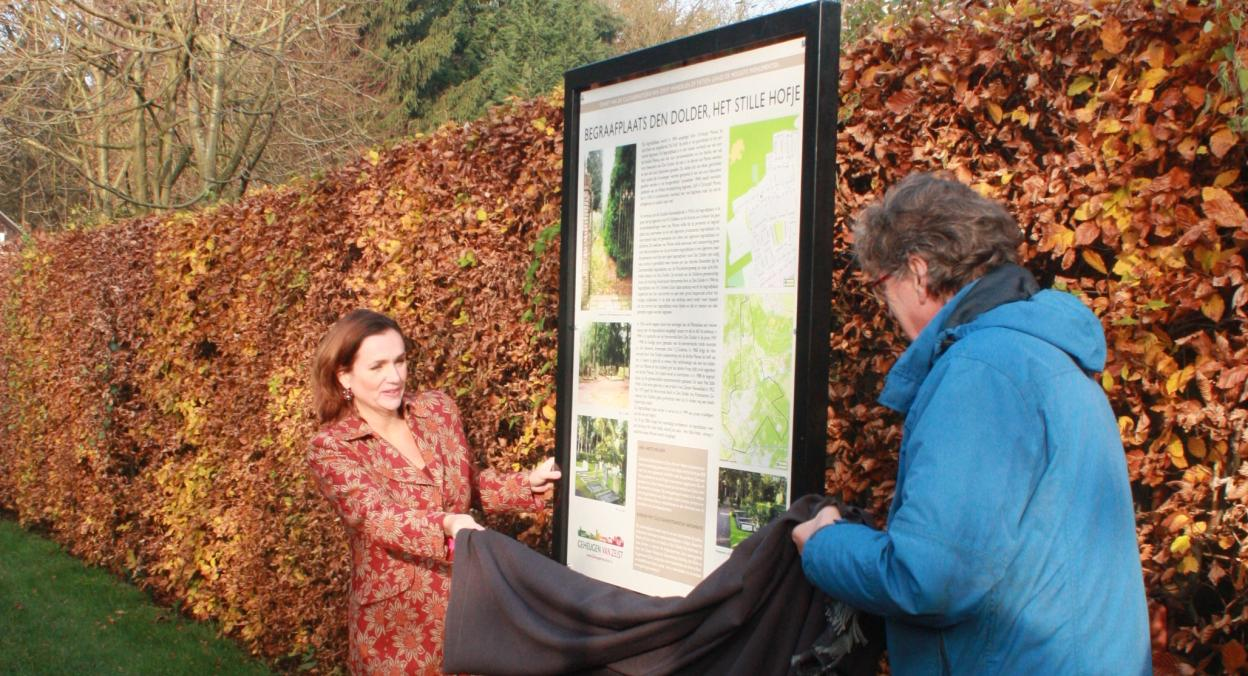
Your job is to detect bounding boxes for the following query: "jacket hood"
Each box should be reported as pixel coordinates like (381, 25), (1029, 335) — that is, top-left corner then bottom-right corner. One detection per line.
(880, 269), (1107, 414)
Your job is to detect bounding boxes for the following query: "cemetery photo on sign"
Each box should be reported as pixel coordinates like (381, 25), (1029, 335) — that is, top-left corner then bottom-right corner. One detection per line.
(580, 145), (635, 311)
(575, 415), (628, 506)
(577, 321), (631, 410)
(716, 467), (787, 549)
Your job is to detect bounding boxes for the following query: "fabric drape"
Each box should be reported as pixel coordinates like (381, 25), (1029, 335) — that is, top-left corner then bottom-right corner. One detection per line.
(444, 495), (854, 675)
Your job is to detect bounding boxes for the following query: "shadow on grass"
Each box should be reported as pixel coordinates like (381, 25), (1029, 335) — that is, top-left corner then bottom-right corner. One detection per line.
(0, 517), (271, 675)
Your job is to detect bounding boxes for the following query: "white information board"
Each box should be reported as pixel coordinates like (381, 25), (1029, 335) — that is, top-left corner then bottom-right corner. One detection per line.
(565, 38), (807, 595)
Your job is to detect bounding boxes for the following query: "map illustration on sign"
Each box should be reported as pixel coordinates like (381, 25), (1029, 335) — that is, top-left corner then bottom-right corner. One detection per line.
(720, 293), (795, 469)
(725, 116), (801, 290)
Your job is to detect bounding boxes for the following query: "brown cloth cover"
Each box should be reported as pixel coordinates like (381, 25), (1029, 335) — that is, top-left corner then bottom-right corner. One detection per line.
(443, 494), (830, 675)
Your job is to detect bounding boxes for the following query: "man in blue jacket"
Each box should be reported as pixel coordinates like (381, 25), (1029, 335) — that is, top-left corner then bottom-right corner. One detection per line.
(793, 173), (1151, 673)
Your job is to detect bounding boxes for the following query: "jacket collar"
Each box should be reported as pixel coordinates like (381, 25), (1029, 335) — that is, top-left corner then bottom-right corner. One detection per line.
(323, 392), (429, 443)
(937, 264), (1039, 334)
(878, 282), (974, 415)
(878, 265), (1042, 415)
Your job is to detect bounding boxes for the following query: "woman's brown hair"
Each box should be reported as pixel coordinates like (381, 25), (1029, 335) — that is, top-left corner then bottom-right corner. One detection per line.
(311, 309), (407, 425)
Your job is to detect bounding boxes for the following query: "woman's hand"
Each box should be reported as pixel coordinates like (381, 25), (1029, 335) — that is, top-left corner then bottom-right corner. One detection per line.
(444, 513), (483, 538)
(528, 457), (562, 499)
(791, 505), (842, 555)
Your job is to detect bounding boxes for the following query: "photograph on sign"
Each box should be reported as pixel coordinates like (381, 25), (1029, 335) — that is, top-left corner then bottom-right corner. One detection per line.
(563, 36), (808, 596)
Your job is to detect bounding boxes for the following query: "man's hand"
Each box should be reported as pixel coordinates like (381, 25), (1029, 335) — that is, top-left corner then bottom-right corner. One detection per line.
(792, 505), (842, 555)
(528, 457), (562, 499)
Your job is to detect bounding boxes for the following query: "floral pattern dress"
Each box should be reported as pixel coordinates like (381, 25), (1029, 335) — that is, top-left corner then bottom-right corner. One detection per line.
(307, 390), (540, 674)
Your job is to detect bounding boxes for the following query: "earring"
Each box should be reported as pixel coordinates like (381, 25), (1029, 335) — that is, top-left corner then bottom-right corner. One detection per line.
(343, 387), (353, 402)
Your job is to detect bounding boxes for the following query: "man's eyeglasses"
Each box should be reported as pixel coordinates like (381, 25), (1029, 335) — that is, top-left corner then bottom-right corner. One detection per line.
(867, 272), (892, 301)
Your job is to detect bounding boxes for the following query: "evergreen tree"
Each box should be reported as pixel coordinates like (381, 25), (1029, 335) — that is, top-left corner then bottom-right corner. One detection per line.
(602, 144), (635, 277)
(586, 149), (603, 211)
(365, 0), (618, 129)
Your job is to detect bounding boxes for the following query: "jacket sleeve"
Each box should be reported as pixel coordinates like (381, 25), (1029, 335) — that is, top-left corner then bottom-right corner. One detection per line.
(307, 434), (449, 561)
(435, 391), (543, 515)
(802, 355), (1042, 627)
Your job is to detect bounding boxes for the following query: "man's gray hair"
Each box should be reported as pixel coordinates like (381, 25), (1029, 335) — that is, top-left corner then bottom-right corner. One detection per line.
(852, 173), (1023, 297)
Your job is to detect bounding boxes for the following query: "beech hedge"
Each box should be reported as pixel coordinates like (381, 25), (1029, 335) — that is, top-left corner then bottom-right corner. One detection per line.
(1, 0), (1245, 670)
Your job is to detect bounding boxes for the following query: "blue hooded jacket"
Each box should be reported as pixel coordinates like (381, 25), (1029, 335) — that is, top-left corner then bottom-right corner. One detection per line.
(802, 269), (1151, 674)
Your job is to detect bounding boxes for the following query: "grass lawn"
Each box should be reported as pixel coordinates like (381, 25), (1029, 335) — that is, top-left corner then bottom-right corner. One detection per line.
(729, 513), (750, 548)
(0, 518), (270, 675)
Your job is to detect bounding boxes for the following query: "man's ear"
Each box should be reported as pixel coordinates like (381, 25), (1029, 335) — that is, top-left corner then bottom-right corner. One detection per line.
(906, 255), (932, 297)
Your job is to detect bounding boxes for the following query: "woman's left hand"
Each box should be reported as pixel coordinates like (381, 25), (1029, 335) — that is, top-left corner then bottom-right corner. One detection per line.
(528, 457), (562, 499)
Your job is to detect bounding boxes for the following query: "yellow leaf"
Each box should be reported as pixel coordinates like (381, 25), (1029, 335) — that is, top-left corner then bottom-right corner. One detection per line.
(1165, 370), (1183, 395)
(1171, 534), (1191, 554)
(1067, 75), (1096, 96)
(541, 404), (556, 421)
(1138, 67), (1169, 90)
(1096, 119), (1123, 135)
(1184, 466), (1211, 485)
(1158, 246), (1186, 269)
(1192, 521), (1207, 535)
(1201, 294), (1225, 322)
(1130, 125), (1156, 151)
(476, 208), (489, 222)
(1101, 371), (1115, 392)
(971, 182), (994, 197)
(1010, 108), (1030, 125)
(1156, 353), (1178, 377)
(986, 101), (1003, 124)
(1167, 437), (1187, 469)
(1214, 169), (1240, 188)
(1051, 226), (1075, 250)
(366, 149), (380, 165)
(1112, 253), (1139, 279)
(1177, 554), (1199, 574)
(1073, 200), (1098, 221)
(1167, 514), (1191, 532)
(1082, 250), (1107, 274)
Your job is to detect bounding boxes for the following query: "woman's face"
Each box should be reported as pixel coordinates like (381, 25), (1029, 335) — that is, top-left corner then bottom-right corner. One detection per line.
(337, 329), (407, 418)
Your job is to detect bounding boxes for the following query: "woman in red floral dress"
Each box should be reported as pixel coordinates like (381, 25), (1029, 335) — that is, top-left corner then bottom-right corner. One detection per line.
(307, 309), (560, 674)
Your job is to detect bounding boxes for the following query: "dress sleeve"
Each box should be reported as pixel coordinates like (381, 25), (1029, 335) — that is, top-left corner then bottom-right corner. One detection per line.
(434, 391), (544, 515)
(307, 433), (450, 561)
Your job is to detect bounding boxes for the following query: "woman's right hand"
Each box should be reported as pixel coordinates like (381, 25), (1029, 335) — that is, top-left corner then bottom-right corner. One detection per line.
(443, 513), (483, 538)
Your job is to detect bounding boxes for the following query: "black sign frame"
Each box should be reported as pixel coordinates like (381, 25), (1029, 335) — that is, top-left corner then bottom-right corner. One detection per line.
(553, 0), (840, 578)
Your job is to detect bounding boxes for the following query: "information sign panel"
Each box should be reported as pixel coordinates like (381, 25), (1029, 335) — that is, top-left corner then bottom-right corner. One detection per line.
(555, 1), (840, 595)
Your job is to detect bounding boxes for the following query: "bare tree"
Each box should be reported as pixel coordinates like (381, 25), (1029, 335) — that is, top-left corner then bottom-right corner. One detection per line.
(0, 0), (388, 227)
